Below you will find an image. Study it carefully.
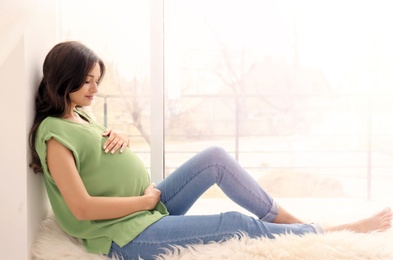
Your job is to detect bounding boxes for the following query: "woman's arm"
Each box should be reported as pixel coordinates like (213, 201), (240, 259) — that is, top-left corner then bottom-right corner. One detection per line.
(46, 138), (161, 221)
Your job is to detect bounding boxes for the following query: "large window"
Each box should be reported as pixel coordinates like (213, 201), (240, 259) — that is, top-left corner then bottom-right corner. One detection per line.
(61, 0), (393, 201)
(163, 0), (393, 200)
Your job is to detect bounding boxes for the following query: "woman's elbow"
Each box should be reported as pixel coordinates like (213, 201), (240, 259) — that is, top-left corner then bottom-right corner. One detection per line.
(69, 197), (93, 221)
(71, 206), (91, 221)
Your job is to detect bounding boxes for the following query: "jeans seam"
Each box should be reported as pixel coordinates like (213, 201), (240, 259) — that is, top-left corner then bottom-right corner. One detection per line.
(130, 231), (243, 246)
(217, 163), (273, 211)
(165, 163), (273, 216)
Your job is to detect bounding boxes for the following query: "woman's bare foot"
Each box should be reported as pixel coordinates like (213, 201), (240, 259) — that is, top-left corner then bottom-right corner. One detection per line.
(273, 206), (305, 224)
(324, 207), (393, 233)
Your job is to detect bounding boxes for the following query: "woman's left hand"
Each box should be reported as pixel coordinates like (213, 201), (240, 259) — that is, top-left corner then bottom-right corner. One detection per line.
(102, 129), (130, 154)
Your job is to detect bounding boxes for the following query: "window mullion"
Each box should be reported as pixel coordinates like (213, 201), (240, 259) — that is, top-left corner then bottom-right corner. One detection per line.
(150, 0), (164, 183)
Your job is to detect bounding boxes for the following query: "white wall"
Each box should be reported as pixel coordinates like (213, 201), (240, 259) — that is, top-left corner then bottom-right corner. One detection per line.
(0, 0), (58, 258)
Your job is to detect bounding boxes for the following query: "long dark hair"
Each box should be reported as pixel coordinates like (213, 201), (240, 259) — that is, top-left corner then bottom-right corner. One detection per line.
(29, 41), (106, 173)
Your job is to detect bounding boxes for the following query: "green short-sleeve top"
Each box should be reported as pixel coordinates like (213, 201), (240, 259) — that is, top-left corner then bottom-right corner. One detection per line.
(35, 110), (169, 254)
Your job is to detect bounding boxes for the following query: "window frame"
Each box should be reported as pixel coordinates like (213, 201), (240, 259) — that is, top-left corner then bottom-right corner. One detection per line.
(150, 0), (165, 183)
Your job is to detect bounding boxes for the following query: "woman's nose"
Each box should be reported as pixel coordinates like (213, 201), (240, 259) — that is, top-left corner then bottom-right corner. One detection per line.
(91, 82), (98, 92)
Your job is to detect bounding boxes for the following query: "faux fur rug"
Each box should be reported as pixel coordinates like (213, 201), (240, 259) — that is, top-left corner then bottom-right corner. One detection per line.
(31, 215), (393, 260)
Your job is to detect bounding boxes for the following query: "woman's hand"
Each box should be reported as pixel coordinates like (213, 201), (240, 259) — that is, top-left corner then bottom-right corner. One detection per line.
(143, 183), (161, 210)
(102, 129), (129, 154)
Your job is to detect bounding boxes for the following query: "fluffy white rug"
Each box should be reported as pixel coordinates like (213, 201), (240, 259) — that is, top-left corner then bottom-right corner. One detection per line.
(156, 231), (393, 260)
(31, 215), (117, 260)
(31, 215), (393, 260)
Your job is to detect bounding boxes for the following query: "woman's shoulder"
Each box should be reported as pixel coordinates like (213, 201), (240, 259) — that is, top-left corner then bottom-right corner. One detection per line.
(39, 116), (63, 129)
(37, 116), (77, 137)
(38, 116), (57, 128)
(35, 117), (68, 151)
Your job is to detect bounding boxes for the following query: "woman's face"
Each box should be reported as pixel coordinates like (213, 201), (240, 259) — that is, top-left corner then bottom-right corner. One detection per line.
(68, 63), (101, 108)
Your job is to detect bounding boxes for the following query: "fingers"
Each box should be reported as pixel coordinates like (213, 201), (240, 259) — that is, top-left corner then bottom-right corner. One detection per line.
(103, 129), (129, 154)
(104, 138), (126, 154)
(105, 138), (122, 154)
(120, 141), (128, 153)
(144, 183), (161, 200)
(102, 129), (111, 136)
(146, 183), (157, 191)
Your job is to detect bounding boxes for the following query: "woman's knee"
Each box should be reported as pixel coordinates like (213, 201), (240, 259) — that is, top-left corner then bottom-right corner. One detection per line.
(202, 146), (231, 160)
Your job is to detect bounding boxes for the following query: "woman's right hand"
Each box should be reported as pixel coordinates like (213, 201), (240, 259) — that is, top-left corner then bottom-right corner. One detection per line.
(143, 183), (161, 210)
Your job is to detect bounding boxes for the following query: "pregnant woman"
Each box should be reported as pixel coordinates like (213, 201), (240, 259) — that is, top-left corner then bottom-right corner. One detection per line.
(29, 41), (392, 260)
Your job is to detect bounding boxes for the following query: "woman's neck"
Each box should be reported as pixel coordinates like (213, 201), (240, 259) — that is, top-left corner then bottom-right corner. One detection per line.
(63, 108), (89, 124)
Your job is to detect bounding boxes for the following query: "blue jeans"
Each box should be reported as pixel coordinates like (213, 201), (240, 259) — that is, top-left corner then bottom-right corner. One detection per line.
(108, 146), (321, 260)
